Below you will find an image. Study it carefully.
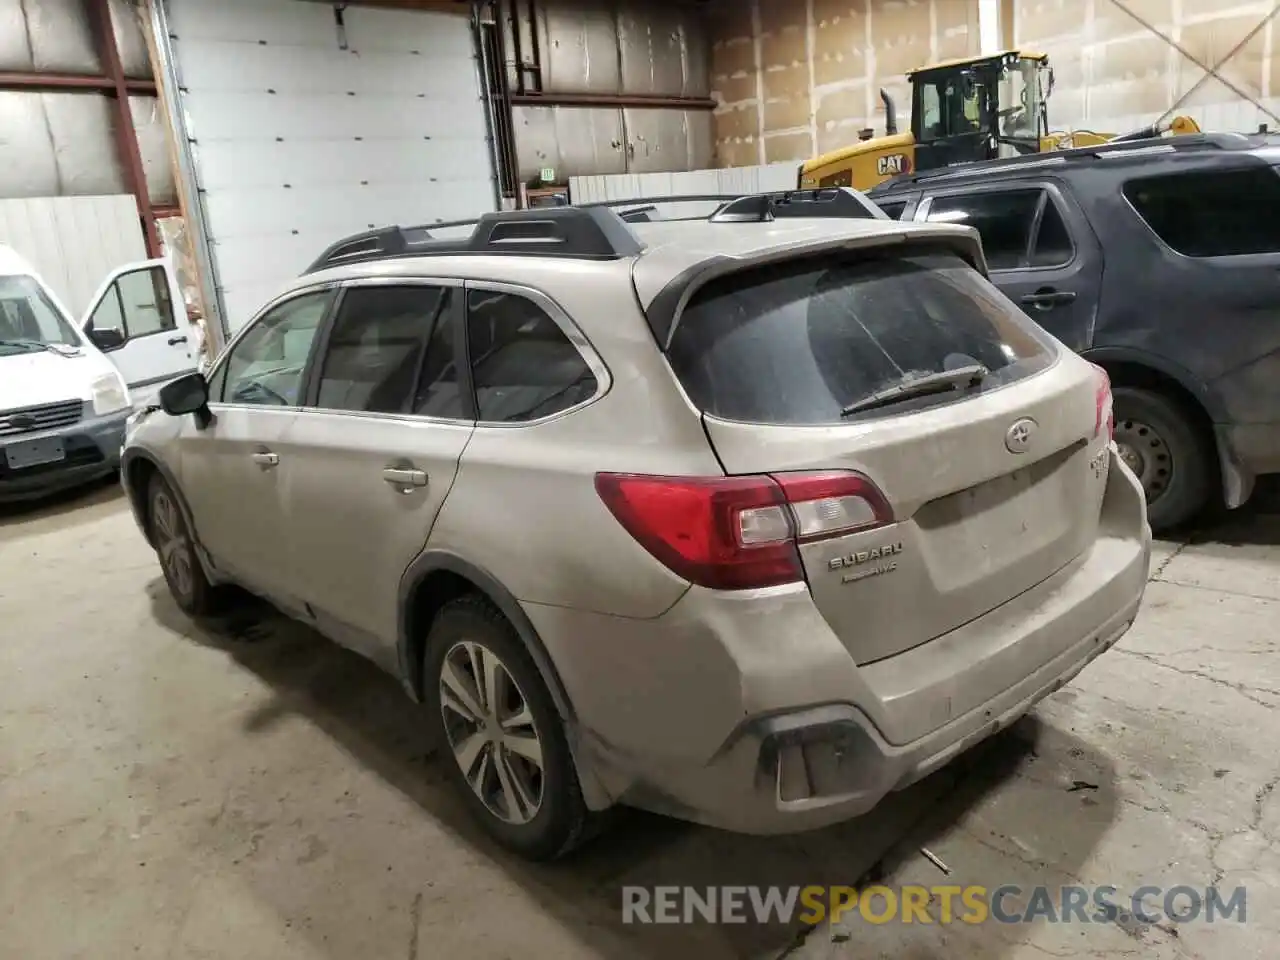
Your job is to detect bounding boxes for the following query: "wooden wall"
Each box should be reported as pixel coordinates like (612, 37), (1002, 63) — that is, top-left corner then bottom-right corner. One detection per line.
(707, 0), (980, 167)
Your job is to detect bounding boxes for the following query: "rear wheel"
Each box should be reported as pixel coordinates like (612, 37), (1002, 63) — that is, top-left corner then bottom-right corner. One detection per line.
(148, 474), (222, 616)
(424, 596), (588, 860)
(1112, 386), (1212, 533)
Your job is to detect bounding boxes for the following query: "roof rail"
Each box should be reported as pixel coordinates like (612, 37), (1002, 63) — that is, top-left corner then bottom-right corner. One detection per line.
(709, 187), (882, 222)
(872, 132), (1244, 193)
(304, 206), (645, 274)
(304, 188), (885, 273)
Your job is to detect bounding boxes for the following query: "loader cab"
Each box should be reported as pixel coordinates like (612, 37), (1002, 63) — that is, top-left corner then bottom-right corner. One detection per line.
(910, 51), (1050, 171)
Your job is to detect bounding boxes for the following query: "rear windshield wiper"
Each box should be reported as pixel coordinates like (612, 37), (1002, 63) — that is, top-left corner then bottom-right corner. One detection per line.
(841, 364), (988, 417)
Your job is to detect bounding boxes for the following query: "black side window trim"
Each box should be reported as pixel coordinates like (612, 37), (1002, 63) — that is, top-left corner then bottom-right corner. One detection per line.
(923, 183), (1077, 272)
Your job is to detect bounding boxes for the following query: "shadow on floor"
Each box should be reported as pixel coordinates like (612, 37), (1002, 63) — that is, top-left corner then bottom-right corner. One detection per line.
(147, 583), (1120, 960)
(0, 475), (123, 535)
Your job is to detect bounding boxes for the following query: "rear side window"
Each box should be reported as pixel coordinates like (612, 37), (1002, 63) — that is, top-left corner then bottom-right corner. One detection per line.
(668, 250), (1056, 425)
(467, 290), (598, 423)
(1123, 167), (1280, 257)
(926, 189), (1073, 270)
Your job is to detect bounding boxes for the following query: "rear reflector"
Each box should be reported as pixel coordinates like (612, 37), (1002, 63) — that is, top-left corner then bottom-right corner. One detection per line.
(595, 471), (892, 591)
(1090, 363), (1114, 440)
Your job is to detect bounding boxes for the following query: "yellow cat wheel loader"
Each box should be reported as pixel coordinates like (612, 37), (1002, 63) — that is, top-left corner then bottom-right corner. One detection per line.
(799, 50), (1201, 191)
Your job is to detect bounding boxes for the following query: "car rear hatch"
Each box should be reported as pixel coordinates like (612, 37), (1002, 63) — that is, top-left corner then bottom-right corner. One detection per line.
(655, 240), (1113, 665)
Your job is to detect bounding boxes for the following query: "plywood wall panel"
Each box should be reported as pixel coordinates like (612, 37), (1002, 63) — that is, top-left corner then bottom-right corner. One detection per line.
(1017, 0), (1280, 136)
(709, 0), (978, 167)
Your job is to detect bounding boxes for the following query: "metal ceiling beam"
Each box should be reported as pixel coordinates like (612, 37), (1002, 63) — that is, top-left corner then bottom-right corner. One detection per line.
(0, 70), (157, 94)
(85, 0), (161, 257)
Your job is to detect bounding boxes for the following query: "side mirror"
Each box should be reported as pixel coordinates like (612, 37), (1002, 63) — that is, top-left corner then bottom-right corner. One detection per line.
(159, 372), (213, 428)
(88, 327), (125, 351)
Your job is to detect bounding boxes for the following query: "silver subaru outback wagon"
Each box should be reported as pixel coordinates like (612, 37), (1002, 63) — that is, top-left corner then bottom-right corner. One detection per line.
(121, 190), (1151, 860)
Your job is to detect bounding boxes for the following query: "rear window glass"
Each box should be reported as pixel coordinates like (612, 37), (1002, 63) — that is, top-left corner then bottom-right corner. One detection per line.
(1123, 167), (1280, 257)
(668, 250), (1056, 425)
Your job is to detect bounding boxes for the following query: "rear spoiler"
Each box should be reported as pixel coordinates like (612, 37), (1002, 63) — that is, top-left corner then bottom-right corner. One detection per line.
(641, 224), (988, 349)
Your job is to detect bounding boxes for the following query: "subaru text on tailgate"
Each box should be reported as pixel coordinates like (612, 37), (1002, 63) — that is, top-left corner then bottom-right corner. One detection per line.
(120, 189), (1151, 859)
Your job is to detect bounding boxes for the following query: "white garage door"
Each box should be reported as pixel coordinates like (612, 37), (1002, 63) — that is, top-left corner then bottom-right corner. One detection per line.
(164, 0), (496, 333)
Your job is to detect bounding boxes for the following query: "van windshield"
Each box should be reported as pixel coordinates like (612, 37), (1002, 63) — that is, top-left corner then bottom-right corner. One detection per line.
(0, 276), (81, 356)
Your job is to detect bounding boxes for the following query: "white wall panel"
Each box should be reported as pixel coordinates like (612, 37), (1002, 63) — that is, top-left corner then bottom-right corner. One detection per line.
(0, 195), (146, 317)
(165, 0), (495, 332)
(569, 162), (800, 204)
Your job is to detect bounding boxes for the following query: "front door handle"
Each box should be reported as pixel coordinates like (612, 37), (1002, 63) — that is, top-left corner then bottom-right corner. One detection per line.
(168, 335), (189, 346)
(383, 467), (428, 490)
(251, 451), (279, 468)
(1020, 288), (1077, 310)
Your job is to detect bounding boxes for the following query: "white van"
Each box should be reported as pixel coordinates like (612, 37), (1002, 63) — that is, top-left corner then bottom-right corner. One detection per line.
(0, 244), (194, 502)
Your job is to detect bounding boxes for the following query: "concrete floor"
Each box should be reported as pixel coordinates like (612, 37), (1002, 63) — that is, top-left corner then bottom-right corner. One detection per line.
(2, 483), (1278, 960)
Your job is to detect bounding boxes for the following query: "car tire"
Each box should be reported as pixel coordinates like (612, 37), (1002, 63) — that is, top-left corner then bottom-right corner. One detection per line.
(1112, 386), (1213, 533)
(147, 474), (222, 617)
(424, 595), (589, 861)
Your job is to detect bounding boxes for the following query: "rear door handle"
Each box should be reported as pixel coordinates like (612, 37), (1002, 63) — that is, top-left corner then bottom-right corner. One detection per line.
(251, 451), (279, 468)
(383, 467), (428, 489)
(168, 335), (188, 346)
(1020, 289), (1077, 309)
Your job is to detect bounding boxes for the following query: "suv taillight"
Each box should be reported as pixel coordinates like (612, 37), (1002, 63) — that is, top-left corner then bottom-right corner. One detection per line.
(594, 471), (893, 591)
(1091, 363), (1114, 441)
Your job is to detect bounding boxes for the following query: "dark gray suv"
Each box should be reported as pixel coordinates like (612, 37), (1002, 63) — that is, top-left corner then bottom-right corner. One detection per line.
(870, 132), (1280, 531)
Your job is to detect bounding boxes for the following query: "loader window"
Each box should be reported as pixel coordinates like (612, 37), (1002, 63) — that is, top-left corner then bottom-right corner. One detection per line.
(1123, 167), (1280, 257)
(916, 74), (987, 141)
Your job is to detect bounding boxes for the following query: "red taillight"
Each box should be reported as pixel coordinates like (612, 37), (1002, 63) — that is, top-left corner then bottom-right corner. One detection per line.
(595, 471), (893, 591)
(1091, 363), (1114, 441)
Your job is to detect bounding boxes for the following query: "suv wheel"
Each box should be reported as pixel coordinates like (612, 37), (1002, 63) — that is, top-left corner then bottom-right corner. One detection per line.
(424, 596), (588, 860)
(148, 474), (221, 616)
(1112, 386), (1212, 533)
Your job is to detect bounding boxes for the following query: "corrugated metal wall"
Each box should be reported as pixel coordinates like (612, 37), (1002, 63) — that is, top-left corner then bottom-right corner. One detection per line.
(708, 0), (981, 167)
(0, 0), (176, 204)
(0, 195), (148, 316)
(507, 0), (715, 180)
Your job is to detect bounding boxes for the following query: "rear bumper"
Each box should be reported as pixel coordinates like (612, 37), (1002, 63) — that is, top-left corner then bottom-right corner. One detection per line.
(0, 407), (128, 503)
(528, 449), (1151, 833)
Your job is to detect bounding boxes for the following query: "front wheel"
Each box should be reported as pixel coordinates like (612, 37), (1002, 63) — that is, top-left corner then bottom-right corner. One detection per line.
(424, 596), (589, 860)
(148, 474), (222, 616)
(1112, 386), (1213, 533)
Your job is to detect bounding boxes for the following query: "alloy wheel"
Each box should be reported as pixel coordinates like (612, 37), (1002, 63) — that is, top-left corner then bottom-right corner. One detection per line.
(439, 640), (545, 825)
(152, 490), (194, 600)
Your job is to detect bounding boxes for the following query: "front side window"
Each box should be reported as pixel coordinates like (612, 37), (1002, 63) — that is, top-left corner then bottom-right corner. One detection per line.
(0, 276), (79, 356)
(668, 249), (1056, 426)
(997, 58), (1044, 140)
(219, 290), (332, 406)
(86, 266), (176, 341)
(1123, 167), (1280, 257)
(466, 289), (598, 423)
(926, 189), (1073, 270)
(315, 285), (449, 414)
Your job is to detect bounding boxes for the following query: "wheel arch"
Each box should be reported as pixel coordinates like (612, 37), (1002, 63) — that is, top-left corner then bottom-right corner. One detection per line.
(120, 449), (222, 575)
(1082, 346), (1241, 506)
(397, 551), (576, 725)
